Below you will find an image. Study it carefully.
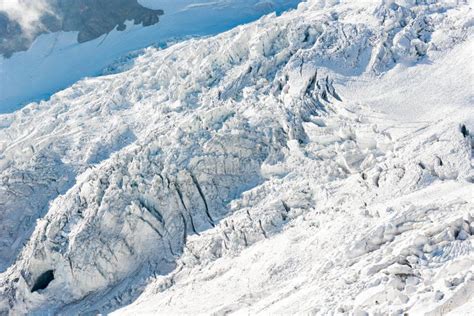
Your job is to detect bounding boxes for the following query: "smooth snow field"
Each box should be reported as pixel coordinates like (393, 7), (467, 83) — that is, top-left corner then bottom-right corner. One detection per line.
(0, 0), (473, 315)
(0, 0), (302, 113)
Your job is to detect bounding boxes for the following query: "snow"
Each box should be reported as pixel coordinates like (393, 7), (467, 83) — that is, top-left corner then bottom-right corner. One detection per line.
(0, 0), (302, 113)
(0, 0), (473, 314)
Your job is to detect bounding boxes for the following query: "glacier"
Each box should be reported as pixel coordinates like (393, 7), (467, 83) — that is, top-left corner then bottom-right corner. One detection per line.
(0, 0), (302, 113)
(0, 0), (473, 315)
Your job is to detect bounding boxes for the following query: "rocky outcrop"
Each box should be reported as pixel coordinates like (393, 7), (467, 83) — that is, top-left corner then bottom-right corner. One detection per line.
(0, 0), (163, 57)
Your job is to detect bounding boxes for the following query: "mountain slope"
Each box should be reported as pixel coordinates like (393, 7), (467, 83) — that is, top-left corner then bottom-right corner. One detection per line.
(0, 0), (473, 314)
(116, 36), (474, 315)
(0, 0), (163, 58)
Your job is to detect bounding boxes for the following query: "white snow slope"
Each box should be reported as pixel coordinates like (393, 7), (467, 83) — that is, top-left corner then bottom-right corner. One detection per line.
(0, 0), (473, 315)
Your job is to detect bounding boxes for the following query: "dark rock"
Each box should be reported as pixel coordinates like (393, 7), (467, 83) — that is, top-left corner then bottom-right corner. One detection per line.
(0, 0), (164, 58)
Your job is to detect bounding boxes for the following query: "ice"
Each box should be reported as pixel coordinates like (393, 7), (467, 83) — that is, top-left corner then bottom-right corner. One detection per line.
(0, 0), (303, 113)
(0, 0), (473, 314)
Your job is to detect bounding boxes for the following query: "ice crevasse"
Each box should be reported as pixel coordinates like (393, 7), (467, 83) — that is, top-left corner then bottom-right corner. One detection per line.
(0, 0), (473, 314)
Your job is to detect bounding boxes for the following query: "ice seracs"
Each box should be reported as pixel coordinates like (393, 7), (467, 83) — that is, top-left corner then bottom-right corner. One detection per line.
(0, 0), (473, 314)
(0, 0), (302, 113)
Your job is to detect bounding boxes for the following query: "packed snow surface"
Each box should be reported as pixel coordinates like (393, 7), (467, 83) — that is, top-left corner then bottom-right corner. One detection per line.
(0, 0), (473, 315)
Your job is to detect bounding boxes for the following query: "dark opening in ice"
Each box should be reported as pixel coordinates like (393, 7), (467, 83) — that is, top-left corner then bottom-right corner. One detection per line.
(31, 270), (55, 292)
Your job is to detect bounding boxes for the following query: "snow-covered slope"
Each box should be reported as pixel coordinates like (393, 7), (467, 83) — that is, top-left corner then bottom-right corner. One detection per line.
(115, 34), (474, 316)
(0, 0), (302, 113)
(0, 0), (473, 315)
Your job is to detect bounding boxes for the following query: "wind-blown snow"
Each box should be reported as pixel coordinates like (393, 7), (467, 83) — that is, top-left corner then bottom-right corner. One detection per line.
(0, 0), (52, 37)
(0, 0), (473, 314)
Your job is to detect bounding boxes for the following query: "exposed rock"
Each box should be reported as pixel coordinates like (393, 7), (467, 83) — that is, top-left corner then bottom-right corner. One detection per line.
(0, 0), (163, 57)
